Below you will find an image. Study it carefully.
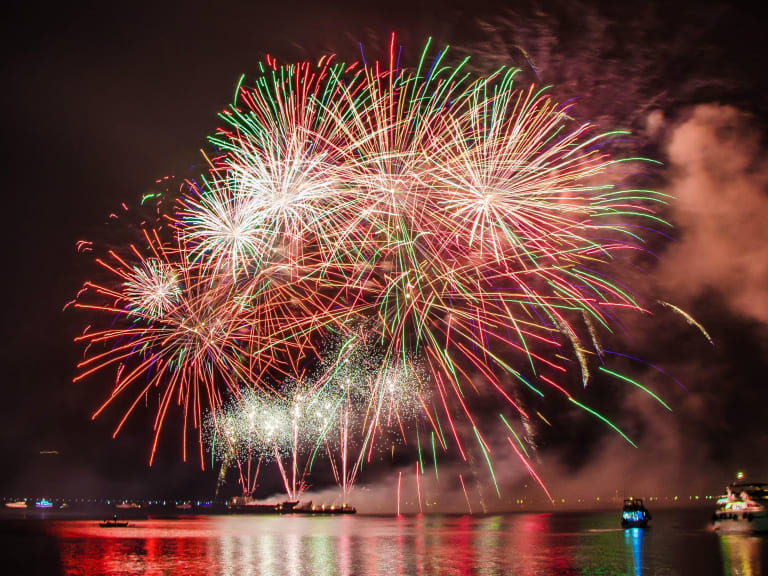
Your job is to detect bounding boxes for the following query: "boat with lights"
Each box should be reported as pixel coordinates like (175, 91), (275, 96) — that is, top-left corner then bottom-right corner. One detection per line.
(227, 496), (298, 514)
(712, 481), (768, 533)
(621, 498), (651, 528)
(282, 501), (356, 515)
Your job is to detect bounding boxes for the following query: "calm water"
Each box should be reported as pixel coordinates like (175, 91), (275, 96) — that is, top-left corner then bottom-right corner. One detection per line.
(3, 508), (766, 575)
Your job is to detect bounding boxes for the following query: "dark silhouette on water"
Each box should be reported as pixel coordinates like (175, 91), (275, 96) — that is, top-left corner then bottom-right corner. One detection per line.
(99, 514), (129, 528)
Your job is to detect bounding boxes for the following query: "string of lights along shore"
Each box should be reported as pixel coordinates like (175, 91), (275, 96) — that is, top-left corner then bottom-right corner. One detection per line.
(72, 34), (693, 506)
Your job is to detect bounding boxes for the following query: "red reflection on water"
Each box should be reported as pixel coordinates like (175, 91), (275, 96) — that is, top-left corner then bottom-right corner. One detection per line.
(37, 512), (735, 575)
(50, 520), (216, 576)
(443, 514), (475, 575)
(504, 512), (576, 574)
(49, 515), (573, 575)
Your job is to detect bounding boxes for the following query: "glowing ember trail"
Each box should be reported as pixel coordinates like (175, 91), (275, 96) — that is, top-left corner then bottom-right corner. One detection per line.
(460, 474), (473, 515)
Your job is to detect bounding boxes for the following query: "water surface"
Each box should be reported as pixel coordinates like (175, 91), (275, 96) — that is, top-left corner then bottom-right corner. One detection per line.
(4, 508), (766, 575)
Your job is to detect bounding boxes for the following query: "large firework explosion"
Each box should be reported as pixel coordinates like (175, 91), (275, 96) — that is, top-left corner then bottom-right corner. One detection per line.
(74, 35), (672, 502)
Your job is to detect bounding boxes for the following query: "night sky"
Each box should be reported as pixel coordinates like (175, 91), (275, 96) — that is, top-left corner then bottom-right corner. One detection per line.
(1, 0), (766, 506)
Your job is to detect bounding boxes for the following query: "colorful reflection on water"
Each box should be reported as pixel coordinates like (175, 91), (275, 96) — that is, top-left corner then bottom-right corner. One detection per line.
(719, 534), (764, 576)
(4, 509), (767, 575)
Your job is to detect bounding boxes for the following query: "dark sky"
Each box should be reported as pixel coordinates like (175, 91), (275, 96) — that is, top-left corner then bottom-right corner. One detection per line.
(1, 0), (766, 504)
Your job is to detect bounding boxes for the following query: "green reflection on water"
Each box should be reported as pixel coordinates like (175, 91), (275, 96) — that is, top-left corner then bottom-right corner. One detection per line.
(720, 534), (763, 576)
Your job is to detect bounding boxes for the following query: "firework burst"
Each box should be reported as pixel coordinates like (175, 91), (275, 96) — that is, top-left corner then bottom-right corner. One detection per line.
(74, 36), (673, 502)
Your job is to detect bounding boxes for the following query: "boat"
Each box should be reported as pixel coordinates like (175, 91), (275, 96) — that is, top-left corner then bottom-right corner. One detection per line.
(713, 481), (768, 533)
(276, 500), (300, 513)
(227, 496), (299, 514)
(621, 498), (651, 528)
(4, 500), (27, 509)
(100, 517), (130, 528)
(34, 499), (53, 509)
(285, 501), (357, 515)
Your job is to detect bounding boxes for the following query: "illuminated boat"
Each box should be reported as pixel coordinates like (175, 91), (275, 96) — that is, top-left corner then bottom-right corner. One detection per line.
(227, 496), (299, 514)
(713, 482), (768, 533)
(286, 502), (357, 515)
(4, 500), (27, 509)
(621, 498), (651, 528)
(35, 499), (53, 509)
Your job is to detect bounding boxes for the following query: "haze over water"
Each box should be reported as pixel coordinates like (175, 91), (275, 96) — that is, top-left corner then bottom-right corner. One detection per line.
(5, 508), (766, 575)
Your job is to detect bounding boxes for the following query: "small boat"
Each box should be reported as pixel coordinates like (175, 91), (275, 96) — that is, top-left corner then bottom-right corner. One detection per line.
(100, 517), (130, 528)
(621, 498), (651, 528)
(35, 499), (53, 509)
(5, 500), (27, 509)
(713, 481), (768, 533)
